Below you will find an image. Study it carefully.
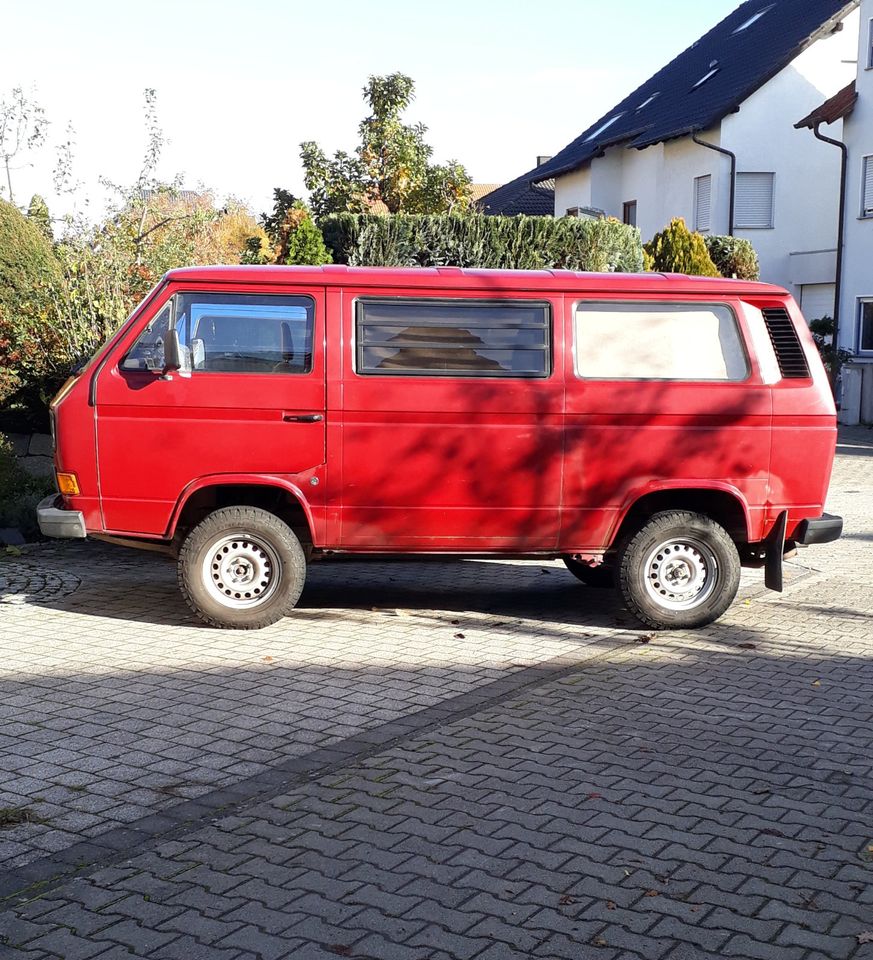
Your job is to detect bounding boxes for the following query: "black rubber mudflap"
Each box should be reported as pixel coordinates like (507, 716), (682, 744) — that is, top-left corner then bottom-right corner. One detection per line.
(765, 510), (787, 593)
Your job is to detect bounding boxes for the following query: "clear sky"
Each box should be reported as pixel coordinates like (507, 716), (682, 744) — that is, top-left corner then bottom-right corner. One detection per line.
(2, 0), (740, 219)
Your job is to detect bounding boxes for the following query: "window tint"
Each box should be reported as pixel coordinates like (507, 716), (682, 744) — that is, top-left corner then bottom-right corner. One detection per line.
(356, 300), (551, 378)
(575, 302), (748, 381)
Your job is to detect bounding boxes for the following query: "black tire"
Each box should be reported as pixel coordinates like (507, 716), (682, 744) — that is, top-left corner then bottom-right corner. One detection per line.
(617, 510), (740, 630)
(178, 506), (306, 629)
(562, 557), (615, 588)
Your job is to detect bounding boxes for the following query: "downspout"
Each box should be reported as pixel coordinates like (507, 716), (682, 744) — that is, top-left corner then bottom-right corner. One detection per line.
(692, 131), (736, 236)
(811, 121), (848, 392)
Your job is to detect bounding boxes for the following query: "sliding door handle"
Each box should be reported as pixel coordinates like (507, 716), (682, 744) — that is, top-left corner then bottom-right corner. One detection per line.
(283, 413), (324, 423)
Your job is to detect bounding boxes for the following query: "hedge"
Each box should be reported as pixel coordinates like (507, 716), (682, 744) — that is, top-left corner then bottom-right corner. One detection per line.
(320, 213), (643, 273)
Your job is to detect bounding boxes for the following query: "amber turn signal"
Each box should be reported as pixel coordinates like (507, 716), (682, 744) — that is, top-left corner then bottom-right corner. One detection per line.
(56, 472), (80, 496)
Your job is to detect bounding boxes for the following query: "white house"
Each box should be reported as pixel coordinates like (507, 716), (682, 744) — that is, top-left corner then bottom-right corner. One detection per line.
(795, 0), (873, 423)
(530, 0), (860, 321)
(841, 0), (873, 422)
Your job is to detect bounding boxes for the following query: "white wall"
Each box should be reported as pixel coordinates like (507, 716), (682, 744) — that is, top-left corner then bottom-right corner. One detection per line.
(552, 8), (859, 300)
(838, 0), (873, 422)
(721, 13), (858, 303)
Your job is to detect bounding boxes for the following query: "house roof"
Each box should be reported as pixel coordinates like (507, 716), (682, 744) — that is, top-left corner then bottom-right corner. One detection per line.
(476, 171), (556, 216)
(795, 80), (858, 128)
(533, 0), (858, 183)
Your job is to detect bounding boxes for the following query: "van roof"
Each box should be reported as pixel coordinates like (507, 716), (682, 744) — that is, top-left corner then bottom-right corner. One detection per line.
(165, 265), (787, 297)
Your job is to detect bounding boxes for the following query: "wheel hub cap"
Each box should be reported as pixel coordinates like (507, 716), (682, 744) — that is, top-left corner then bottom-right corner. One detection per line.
(643, 538), (718, 611)
(202, 535), (281, 609)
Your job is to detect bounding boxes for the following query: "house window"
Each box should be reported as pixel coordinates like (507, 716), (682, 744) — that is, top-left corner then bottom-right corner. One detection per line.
(862, 156), (873, 218)
(736, 172), (775, 229)
(732, 4), (776, 34)
(867, 18), (873, 69)
(860, 300), (873, 354)
(622, 201), (638, 227)
(584, 113), (625, 143)
(694, 175), (712, 232)
(692, 66), (719, 90)
(355, 299), (551, 378)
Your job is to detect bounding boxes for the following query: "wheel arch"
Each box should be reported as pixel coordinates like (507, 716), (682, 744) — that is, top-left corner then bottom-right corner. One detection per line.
(607, 483), (752, 553)
(168, 476), (317, 550)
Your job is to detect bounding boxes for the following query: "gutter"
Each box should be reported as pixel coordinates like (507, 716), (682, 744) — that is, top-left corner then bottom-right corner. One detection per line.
(692, 131), (736, 236)
(809, 121), (848, 391)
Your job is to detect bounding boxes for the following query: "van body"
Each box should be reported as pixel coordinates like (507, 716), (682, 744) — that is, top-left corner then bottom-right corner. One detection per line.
(39, 265), (842, 629)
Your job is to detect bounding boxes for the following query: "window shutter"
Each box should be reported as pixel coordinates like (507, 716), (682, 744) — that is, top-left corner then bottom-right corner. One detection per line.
(736, 173), (775, 229)
(694, 176), (712, 232)
(863, 157), (873, 217)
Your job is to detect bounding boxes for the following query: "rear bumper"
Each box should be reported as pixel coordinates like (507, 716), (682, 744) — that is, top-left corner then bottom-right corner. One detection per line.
(796, 513), (843, 546)
(37, 494), (87, 540)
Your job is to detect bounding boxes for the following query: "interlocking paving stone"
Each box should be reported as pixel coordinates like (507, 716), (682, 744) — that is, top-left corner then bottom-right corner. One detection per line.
(1, 425), (872, 959)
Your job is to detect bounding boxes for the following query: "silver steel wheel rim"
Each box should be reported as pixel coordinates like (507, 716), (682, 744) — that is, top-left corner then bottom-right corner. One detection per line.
(643, 537), (718, 611)
(202, 534), (281, 609)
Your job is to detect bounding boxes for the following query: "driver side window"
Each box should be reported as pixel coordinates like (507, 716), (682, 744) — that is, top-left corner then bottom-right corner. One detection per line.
(122, 292), (315, 375)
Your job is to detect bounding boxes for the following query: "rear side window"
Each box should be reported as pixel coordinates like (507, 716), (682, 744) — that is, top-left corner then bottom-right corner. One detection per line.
(575, 301), (749, 381)
(356, 299), (551, 378)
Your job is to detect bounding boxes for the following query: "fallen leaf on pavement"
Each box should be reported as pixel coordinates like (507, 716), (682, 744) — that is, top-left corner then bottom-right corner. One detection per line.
(454, 633), (465, 639)
(858, 932), (873, 945)
(738, 643), (756, 650)
(559, 894), (575, 905)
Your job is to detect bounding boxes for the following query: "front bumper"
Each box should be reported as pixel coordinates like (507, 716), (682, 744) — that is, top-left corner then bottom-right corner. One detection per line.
(796, 513), (843, 546)
(37, 494), (87, 539)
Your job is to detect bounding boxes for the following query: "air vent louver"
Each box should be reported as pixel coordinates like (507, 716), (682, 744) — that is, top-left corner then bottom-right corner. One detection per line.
(762, 308), (810, 379)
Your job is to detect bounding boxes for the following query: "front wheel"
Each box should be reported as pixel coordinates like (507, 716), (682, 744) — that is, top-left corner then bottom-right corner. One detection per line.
(617, 511), (740, 630)
(178, 506), (306, 629)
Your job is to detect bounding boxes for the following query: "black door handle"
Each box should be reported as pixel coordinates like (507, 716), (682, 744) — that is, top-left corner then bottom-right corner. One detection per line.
(283, 413), (324, 423)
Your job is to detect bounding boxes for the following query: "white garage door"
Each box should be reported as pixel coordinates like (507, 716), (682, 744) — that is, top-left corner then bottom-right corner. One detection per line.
(799, 284), (835, 324)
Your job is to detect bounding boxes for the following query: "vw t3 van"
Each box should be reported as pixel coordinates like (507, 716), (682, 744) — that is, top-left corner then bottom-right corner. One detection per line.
(39, 266), (842, 630)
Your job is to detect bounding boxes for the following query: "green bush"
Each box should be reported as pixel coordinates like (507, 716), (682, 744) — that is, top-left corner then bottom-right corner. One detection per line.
(705, 235), (760, 281)
(0, 198), (62, 315)
(283, 206), (332, 266)
(320, 213), (643, 273)
(0, 434), (54, 541)
(644, 218), (720, 277)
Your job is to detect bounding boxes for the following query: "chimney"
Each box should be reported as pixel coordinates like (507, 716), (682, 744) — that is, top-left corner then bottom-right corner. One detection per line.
(536, 155), (553, 167)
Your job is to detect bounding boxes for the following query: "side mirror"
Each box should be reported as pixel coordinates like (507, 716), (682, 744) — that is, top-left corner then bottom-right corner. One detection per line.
(163, 329), (182, 372)
(162, 329), (191, 378)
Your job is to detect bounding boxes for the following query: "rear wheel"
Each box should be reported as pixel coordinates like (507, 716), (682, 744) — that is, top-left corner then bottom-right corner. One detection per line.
(562, 557), (614, 588)
(178, 506), (306, 629)
(617, 510), (740, 630)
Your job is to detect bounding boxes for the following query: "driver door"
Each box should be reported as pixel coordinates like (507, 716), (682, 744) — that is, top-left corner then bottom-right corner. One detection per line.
(94, 283), (327, 536)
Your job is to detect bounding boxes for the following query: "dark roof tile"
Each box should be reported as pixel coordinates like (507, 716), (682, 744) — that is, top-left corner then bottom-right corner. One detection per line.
(533, 0), (857, 181)
(477, 171), (555, 216)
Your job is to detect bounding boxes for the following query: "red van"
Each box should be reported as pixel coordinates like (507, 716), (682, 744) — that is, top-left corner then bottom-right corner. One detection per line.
(38, 265), (841, 630)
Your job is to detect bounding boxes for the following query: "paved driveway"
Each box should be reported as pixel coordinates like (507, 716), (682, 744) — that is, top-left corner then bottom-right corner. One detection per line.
(1, 427), (872, 959)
